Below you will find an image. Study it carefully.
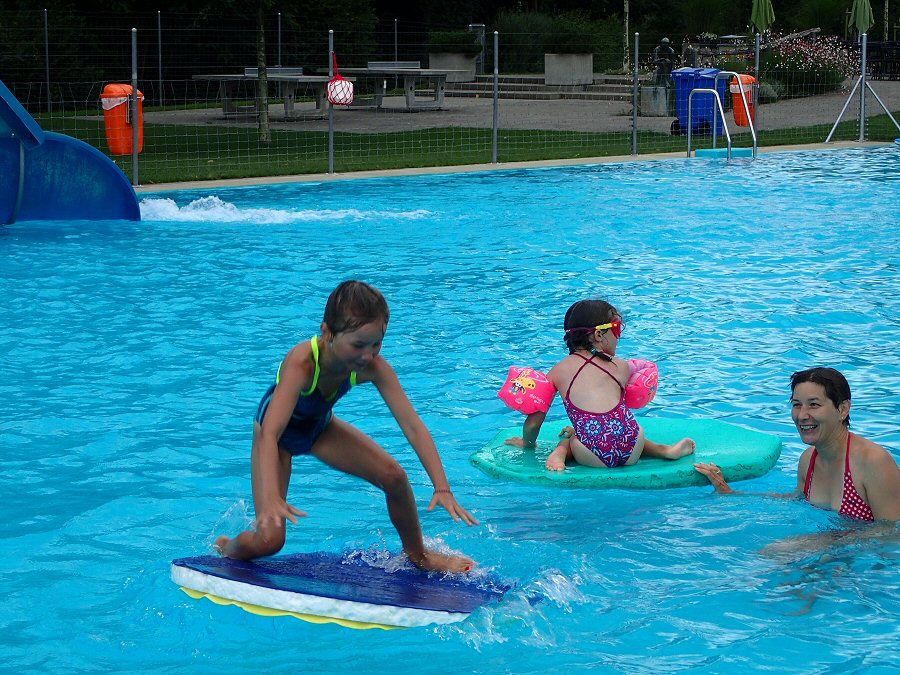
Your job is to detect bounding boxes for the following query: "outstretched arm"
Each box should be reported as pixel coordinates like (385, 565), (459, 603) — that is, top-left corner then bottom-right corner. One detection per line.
(217, 346), (309, 560)
(371, 357), (479, 526)
(693, 461), (802, 499)
(693, 462), (737, 493)
(253, 348), (311, 528)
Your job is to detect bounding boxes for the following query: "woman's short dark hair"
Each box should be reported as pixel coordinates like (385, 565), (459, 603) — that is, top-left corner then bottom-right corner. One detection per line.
(790, 367), (851, 427)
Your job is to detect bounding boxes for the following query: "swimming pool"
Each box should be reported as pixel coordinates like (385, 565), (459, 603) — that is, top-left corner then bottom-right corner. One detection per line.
(2, 147), (898, 673)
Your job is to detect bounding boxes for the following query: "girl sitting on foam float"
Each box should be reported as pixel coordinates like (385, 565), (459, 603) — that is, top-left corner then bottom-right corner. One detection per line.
(503, 299), (695, 471)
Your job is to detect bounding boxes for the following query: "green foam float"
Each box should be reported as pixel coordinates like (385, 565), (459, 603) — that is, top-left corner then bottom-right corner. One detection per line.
(470, 417), (781, 490)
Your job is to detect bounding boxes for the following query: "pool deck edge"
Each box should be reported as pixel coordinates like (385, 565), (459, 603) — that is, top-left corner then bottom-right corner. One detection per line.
(134, 141), (891, 193)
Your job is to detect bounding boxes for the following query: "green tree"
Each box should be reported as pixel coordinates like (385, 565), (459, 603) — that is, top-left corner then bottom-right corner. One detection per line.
(679, 0), (727, 36)
(779, 0), (847, 35)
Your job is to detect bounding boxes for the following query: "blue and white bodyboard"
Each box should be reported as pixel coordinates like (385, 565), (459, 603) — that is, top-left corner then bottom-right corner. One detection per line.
(172, 552), (510, 630)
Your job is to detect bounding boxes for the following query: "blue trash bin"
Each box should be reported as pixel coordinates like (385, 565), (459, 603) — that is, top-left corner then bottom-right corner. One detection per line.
(671, 67), (697, 132)
(694, 68), (727, 136)
(671, 67), (727, 136)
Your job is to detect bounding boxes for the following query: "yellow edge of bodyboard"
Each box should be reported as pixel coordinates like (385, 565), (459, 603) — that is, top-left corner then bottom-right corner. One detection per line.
(179, 587), (401, 630)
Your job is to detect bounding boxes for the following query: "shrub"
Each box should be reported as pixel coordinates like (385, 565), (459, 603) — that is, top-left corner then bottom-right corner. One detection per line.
(493, 10), (556, 73)
(760, 34), (856, 98)
(425, 30), (482, 55)
(544, 13), (595, 54)
(715, 57), (753, 73)
(492, 10), (622, 73)
(757, 80), (781, 103)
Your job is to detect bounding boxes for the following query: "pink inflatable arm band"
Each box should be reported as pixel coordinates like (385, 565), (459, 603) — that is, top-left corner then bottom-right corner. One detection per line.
(498, 366), (555, 414)
(624, 359), (659, 409)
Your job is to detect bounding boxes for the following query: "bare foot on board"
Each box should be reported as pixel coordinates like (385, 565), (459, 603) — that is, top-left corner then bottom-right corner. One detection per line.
(662, 438), (696, 460)
(545, 446), (568, 471)
(546, 434), (572, 471)
(411, 550), (475, 574)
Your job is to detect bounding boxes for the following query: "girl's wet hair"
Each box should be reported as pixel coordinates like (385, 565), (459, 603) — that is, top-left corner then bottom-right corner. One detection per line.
(563, 299), (619, 354)
(790, 367), (851, 427)
(323, 280), (390, 335)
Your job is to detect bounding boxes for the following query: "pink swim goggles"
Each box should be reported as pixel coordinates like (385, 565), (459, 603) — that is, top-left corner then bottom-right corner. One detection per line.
(596, 320), (625, 339)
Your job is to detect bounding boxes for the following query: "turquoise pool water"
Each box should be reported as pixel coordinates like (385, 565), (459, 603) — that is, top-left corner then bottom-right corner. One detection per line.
(2, 147), (899, 673)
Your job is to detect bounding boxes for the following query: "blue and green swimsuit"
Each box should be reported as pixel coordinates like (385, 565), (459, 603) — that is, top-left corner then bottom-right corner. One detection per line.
(255, 336), (357, 456)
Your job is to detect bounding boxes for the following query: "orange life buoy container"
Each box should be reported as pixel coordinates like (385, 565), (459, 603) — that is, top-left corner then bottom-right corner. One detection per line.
(100, 84), (144, 155)
(730, 74), (756, 127)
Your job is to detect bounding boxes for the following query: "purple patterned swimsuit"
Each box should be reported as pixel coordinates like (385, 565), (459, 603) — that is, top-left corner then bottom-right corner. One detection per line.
(561, 354), (640, 467)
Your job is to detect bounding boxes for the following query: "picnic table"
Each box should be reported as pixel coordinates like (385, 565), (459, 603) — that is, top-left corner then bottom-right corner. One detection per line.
(330, 65), (466, 111)
(192, 68), (343, 120)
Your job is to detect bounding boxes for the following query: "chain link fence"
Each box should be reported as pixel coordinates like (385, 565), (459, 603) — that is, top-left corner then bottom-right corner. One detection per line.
(3, 9), (899, 185)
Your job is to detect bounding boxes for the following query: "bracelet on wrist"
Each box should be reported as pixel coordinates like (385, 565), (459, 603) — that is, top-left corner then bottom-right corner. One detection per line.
(433, 488), (453, 494)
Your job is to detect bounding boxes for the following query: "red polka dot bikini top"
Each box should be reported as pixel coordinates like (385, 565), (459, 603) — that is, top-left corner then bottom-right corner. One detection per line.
(803, 433), (875, 522)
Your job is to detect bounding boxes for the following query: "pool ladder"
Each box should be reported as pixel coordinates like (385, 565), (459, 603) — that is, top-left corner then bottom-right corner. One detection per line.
(686, 70), (758, 159)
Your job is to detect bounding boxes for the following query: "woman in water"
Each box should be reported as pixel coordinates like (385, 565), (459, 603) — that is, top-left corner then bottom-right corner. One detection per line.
(695, 367), (900, 521)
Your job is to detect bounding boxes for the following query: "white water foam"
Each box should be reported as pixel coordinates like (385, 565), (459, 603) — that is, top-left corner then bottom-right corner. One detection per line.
(139, 195), (430, 224)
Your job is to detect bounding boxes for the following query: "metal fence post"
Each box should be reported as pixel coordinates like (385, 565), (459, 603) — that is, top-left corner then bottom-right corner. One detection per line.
(632, 33), (639, 155)
(491, 31), (499, 164)
(328, 30), (334, 175)
(394, 19), (399, 89)
(157, 11), (163, 107)
(859, 33), (867, 142)
(44, 9), (51, 114)
(754, 33), (760, 114)
(131, 28), (140, 186)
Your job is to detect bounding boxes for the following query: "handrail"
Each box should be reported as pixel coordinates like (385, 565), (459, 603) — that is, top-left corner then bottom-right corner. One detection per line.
(687, 88), (732, 157)
(715, 70), (757, 155)
(686, 69), (758, 159)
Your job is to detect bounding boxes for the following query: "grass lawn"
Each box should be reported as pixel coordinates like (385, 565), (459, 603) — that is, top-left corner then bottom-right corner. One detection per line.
(31, 109), (898, 185)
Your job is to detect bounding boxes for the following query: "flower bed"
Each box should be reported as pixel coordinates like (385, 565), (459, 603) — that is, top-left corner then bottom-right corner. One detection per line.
(761, 35), (857, 98)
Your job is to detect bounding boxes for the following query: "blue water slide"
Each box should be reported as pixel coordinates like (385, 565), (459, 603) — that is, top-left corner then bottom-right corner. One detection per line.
(0, 79), (140, 224)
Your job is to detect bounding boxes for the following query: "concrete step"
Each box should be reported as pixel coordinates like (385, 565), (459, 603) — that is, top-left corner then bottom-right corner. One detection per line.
(471, 75), (545, 85)
(446, 87), (634, 102)
(445, 89), (632, 102)
(445, 73), (646, 101)
(560, 91), (633, 101)
(448, 81), (632, 93)
(446, 90), (560, 101)
(465, 74), (644, 85)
